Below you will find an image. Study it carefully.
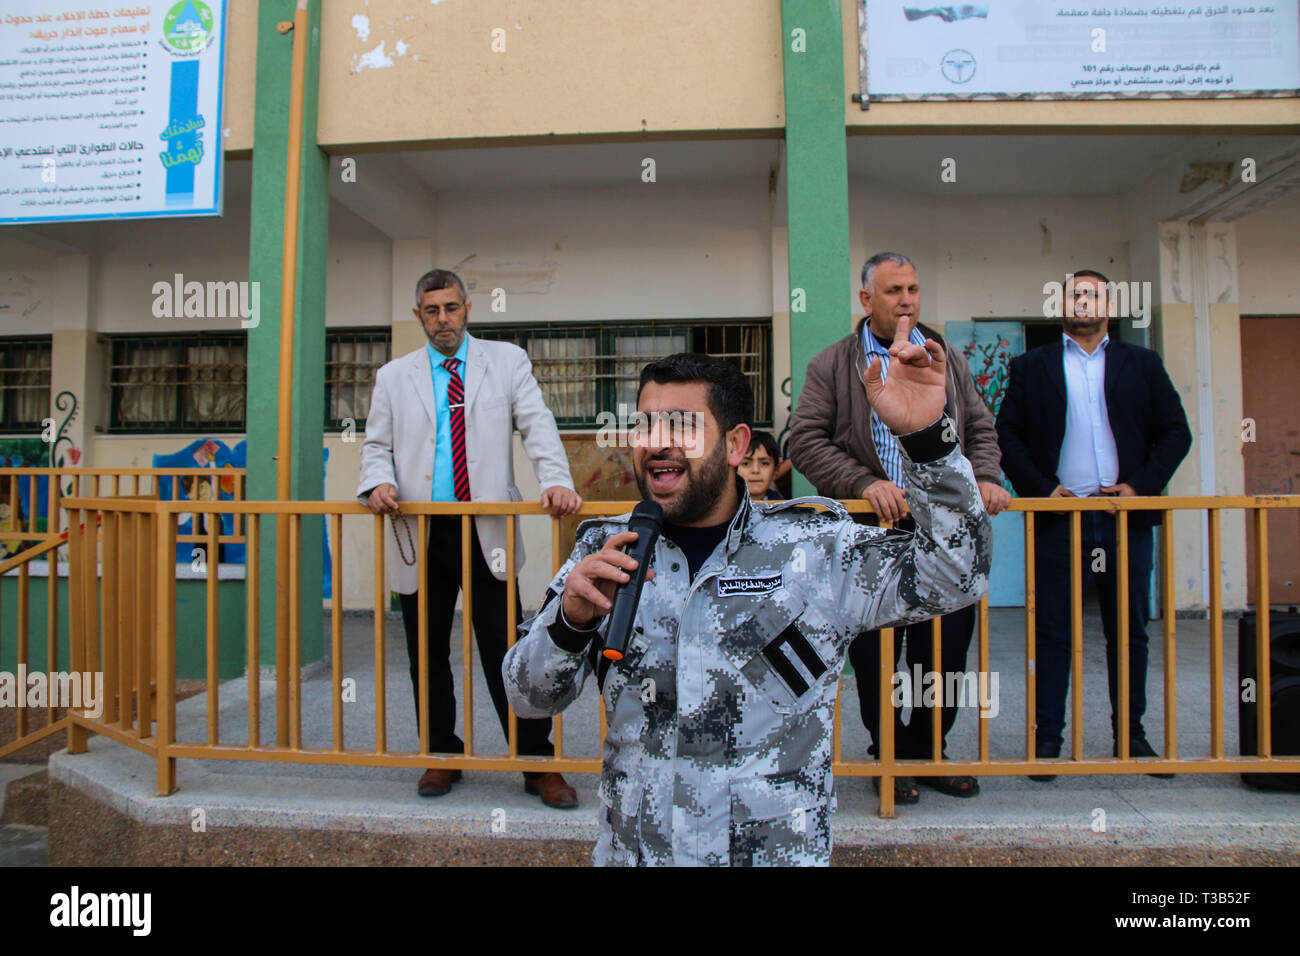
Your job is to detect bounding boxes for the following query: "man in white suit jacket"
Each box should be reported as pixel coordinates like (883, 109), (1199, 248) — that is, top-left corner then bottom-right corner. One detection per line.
(357, 269), (582, 807)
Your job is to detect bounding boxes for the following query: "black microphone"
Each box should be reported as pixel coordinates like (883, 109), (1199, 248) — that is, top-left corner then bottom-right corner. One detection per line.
(602, 500), (663, 662)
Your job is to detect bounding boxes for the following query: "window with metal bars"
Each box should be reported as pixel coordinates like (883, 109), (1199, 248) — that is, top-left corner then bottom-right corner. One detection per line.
(0, 336), (52, 432)
(107, 333), (247, 432)
(472, 319), (772, 428)
(326, 329), (390, 429)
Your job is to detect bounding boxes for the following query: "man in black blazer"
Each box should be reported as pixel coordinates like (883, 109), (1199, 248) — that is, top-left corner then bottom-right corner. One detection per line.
(996, 270), (1191, 780)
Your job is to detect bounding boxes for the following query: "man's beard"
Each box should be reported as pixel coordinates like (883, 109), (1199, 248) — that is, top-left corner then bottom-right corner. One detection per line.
(424, 325), (464, 353)
(635, 438), (732, 525)
(1062, 314), (1106, 336)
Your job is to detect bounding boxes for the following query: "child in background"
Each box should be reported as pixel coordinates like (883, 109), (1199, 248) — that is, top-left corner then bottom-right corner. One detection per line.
(739, 430), (784, 501)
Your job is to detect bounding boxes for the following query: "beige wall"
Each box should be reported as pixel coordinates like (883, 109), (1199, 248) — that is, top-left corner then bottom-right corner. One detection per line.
(1237, 190), (1300, 316)
(214, 0), (1300, 154)
(0, 238), (57, 331)
(433, 179), (773, 322)
(849, 184), (1131, 328)
(37, 163), (389, 336)
(317, 0), (785, 149)
(222, 0), (259, 154)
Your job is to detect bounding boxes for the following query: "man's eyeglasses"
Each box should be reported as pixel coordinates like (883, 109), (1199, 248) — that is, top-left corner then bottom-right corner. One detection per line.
(422, 302), (464, 317)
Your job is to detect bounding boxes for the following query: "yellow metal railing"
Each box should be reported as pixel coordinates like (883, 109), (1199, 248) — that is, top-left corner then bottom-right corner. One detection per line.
(30, 491), (1300, 815)
(0, 468), (245, 760)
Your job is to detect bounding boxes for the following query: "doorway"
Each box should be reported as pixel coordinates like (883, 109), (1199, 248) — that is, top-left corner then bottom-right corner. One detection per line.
(1241, 315), (1300, 606)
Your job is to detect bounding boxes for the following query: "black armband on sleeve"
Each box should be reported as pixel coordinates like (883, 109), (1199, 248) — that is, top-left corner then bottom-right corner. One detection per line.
(548, 598), (603, 653)
(895, 415), (959, 464)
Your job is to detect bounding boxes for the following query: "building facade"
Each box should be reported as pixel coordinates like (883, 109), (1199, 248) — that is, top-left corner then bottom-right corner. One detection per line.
(2, 0), (1297, 616)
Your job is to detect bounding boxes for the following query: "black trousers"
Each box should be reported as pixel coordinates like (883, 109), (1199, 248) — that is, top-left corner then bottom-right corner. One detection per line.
(1033, 511), (1153, 748)
(397, 517), (554, 772)
(848, 604), (978, 760)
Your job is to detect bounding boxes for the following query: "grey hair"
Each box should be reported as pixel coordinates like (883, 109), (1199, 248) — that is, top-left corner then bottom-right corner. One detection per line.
(861, 252), (915, 291)
(414, 269), (467, 304)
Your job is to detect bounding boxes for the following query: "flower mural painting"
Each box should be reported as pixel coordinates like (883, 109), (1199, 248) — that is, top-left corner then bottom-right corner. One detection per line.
(965, 335), (1014, 416)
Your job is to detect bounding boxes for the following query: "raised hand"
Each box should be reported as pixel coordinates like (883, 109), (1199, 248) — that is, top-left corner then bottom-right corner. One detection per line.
(862, 315), (947, 435)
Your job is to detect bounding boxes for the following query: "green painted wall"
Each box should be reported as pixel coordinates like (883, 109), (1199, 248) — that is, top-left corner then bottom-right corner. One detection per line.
(245, 1), (329, 666)
(1, 576), (247, 680)
(781, 0), (852, 497)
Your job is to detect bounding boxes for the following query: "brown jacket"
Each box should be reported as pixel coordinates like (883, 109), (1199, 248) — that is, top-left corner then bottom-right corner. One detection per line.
(789, 318), (1003, 499)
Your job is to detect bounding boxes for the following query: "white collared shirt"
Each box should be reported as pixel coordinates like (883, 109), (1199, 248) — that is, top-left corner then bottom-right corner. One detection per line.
(1057, 333), (1119, 497)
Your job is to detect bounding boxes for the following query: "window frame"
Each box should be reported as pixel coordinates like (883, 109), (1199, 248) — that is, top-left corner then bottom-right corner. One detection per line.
(0, 335), (53, 434)
(471, 318), (773, 430)
(106, 331), (248, 434)
(324, 327), (391, 432)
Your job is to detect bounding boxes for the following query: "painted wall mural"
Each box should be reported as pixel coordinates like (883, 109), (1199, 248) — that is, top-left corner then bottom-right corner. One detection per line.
(0, 389), (85, 560)
(152, 439), (333, 597)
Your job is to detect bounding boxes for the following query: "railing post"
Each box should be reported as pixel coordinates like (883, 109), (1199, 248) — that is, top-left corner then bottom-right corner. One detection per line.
(155, 508), (177, 795)
(506, 513), (518, 761)
(247, 512), (262, 749)
(1116, 508), (1130, 760)
(372, 513), (386, 755)
(1024, 510), (1036, 763)
(1253, 507), (1272, 758)
(206, 506), (221, 745)
(66, 507), (88, 756)
(877, 626), (896, 818)
(289, 512), (302, 751)
(331, 512), (344, 753)
(1069, 510), (1083, 763)
(1207, 507), (1224, 760)
(461, 513), (474, 757)
(417, 514), (429, 756)
(1161, 510), (1177, 762)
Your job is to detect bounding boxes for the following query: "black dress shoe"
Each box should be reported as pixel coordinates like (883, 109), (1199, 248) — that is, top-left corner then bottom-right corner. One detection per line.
(1117, 737), (1175, 779)
(1029, 739), (1060, 782)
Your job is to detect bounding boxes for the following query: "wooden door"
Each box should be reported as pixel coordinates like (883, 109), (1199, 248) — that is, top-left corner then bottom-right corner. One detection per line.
(1242, 316), (1300, 605)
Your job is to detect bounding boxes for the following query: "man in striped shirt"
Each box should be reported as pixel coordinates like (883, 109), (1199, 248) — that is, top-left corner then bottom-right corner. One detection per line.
(789, 252), (1007, 804)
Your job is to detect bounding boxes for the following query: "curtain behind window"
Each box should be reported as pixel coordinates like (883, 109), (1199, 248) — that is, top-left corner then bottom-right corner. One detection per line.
(116, 342), (179, 424)
(527, 334), (598, 421)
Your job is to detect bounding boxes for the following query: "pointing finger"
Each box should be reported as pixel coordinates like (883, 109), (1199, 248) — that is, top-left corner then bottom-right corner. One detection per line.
(892, 312), (912, 349)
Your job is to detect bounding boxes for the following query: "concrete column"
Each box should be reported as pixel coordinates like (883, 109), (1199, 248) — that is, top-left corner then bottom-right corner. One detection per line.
(47, 254), (96, 469)
(1158, 220), (1247, 612)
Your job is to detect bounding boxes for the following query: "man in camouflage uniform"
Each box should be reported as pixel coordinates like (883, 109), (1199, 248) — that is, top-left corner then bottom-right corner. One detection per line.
(504, 330), (991, 866)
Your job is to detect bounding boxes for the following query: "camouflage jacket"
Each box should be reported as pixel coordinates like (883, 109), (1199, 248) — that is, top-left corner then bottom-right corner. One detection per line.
(504, 435), (991, 866)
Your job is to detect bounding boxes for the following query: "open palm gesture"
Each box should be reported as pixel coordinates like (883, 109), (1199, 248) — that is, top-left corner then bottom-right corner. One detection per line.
(862, 316), (948, 435)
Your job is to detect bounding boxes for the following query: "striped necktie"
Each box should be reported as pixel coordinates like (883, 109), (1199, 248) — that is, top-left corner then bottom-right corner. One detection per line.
(442, 357), (471, 501)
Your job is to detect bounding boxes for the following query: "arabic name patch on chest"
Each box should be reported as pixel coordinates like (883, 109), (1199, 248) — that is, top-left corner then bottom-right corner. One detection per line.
(716, 572), (784, 597)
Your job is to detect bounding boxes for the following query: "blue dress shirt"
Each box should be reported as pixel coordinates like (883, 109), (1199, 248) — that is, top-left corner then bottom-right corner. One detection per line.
(426, 335), (470, 502)
(1057, 333), (1119, 497)
(862, 322), (928, 487)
